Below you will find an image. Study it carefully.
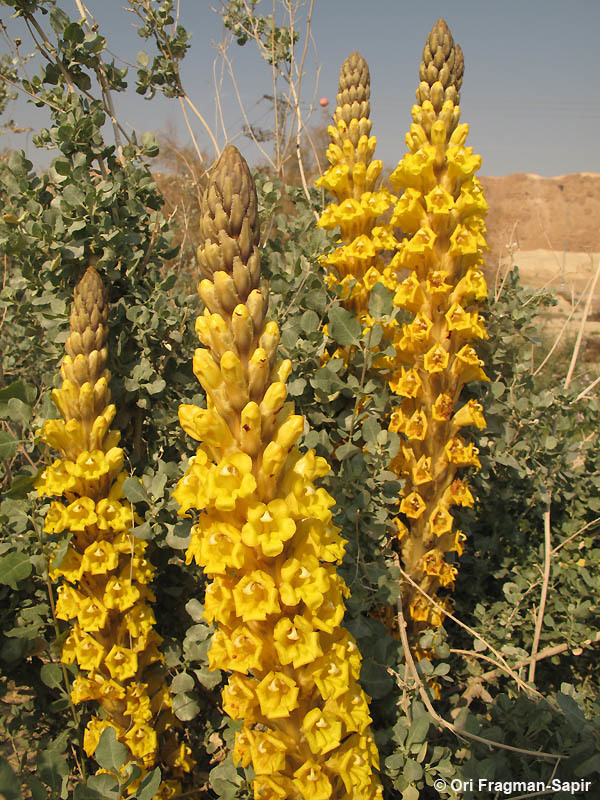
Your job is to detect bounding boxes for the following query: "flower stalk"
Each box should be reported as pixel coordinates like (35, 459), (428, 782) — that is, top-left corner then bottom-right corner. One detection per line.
(36, 267), (192, 797)
(175, 145), (382, 800)
(386, 19), (489, 648)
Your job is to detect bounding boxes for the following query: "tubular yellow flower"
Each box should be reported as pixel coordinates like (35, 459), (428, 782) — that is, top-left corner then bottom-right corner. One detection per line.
(36, 267), (191, 793)
(385, 19), (489, 649)
(316, 51), (397, 317)
(178, 146), (382, 799)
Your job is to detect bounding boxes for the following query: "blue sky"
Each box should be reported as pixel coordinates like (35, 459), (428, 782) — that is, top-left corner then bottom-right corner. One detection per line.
(2, 0), (599, 176)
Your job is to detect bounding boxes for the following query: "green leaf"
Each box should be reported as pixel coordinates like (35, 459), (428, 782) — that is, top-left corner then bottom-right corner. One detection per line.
(0, 551), (32, 589)
(362, 416), (381, 444)
(403, 759), (423, 782)
(0, 756), (22, 800)
(84, 774), (119, 798)
(172, 691), (200, 721)
(490, 381), (505, 398)
(137, 51), (150, 67)
(95, 727), (128, 772)
(146, 376), (166, 395)
(165, 519), (192, 550)
(0, 431), (18, 460)
(64, 21), (85, 43)
(194, 666), (222, 690)
(0, 380), (35, 405)
(136, 768), (162, 800)
(402, 787), (420, 800)
(171, 672), (195, 694)
(40, 662), (63, 690)
(575, 753), (600, 776)
(209, 759), (242, 797)
(185, 598), (205, 622)
(5, 471), (40, 498)
(131, 522), (153, 540)
(300, 309), (319, 332)
(385, 752), (406, 771)
(38, 749), (68, 794)
(24, 776), (46, 800)
(368, 282), (393, 318)
(50, 7), (70, 34)
(122, 477), (151, 505)
(2, 397), (32, 426)
(406, 714), (430, 748)
(62, 183), (85, 207)
(328, 305), (361, 347)
(73, 785), (105, 800)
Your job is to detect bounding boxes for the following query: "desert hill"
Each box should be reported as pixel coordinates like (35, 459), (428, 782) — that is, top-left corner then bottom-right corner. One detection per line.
(479, 172), (600, 366)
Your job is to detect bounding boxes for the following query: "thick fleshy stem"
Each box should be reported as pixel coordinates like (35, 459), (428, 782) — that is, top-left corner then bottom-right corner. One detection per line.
(37, 267), (192, 798)
(176, 146), (383, 800)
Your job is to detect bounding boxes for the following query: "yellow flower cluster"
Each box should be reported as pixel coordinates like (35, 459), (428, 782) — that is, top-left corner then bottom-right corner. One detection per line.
(36, 267), (192, 797)
(384, 19), (489, 643)
(175, 146), (382, 800)
(316, 51), (398, 317)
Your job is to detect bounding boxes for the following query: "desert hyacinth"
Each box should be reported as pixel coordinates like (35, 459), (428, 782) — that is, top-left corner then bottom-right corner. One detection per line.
(386, 19), (489, 644)
(316, 51), (397, 317)
(174, 146), (382, 800)
(36, 267), (192, 796)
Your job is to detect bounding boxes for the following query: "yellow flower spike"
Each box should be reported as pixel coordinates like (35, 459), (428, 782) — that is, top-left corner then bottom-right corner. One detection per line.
(225, 626), (265, 673)
(249, 729), (289, 775)
(412, 455), (434, 486)
(222, 674), (261, 722)
(273, 614), (323, 668)
(443, 478), (475, 508)
(426, 270), (454, 295)
(391, 187), (427, 232)
(303, 708), (343, 756)
(36, 267), (190, 791)
(316, 53), (393, 320)
(233, 571), (281, 621)
(179, 146), (382, 798)
(423, 344), (450, 373)
(405, 409), (428, 441)
(429, 506), (454, 537)
(399, 492), (427, 520)
(388, 366), (423, 398)
(178, 404), (234, 453)
(105, 645), (139, 682)
(242, 499), (296, 557)
(194, 520), (245, 574)
(293, 761), (333, 800)
(451, 399), (487, 430)
(381, 19), (489, 652)
(256, 671), (299, 719)
(432, 392), (454, 422)
(424, 184), (455, 217)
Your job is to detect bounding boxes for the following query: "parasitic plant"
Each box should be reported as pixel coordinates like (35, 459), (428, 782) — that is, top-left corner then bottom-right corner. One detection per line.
(174, 146), (383, 800)
(36, 267), (192, 796)
(386, 18), (489, 648)
(316, 51), (397, 319)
